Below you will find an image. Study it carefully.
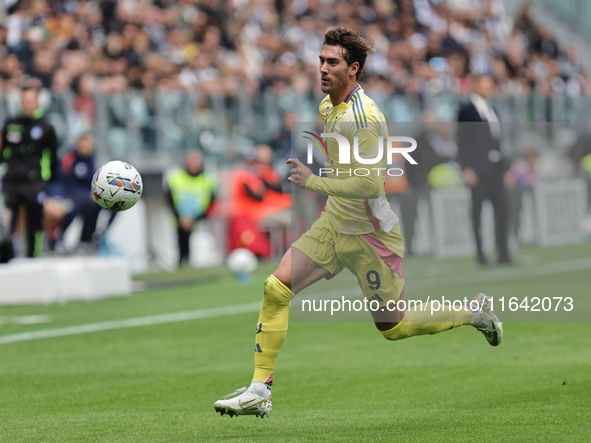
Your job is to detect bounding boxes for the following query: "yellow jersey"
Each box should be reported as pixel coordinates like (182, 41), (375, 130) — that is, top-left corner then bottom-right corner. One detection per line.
(304, 85), (399, 235)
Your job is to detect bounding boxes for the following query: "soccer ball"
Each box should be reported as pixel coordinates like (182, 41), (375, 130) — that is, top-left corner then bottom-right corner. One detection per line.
(91, 161), (143, 212)
(227, 248), (258, 275)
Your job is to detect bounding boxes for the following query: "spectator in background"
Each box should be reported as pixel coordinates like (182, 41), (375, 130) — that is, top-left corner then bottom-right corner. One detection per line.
(52, 133), (111, 251)
(1, 0), (589, 105)
(568, 131), (591, 168)
(580, 154), (591, 182)
(253, 144), (290, 228)
(164, 150), (216, 267)
(29, 47), (56, 89)
(407, 111), (458, 191)
(532, 26), (559, 59)
(504, 147), (540, 189)
(229, 148), (266, 223)
(513, 2), (539, 45)
(227, 146), (291, 258)
(0, 86), (58, 259)
(273, 112), (297, 163)
(402, 111), (460, 255)
(457, 73), (512, 265)
(73, 73), (97, 123)
(504, 146), (540, 245)
(568, 132), (591, 202)
(228, 148), (272, 258)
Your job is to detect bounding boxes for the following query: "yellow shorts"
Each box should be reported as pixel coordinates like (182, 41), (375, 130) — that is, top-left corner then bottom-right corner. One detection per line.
(292, 211), (405, 306)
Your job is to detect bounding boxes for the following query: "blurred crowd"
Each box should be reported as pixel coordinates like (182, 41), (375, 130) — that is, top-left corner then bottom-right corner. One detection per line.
(0, 0), (588, 100)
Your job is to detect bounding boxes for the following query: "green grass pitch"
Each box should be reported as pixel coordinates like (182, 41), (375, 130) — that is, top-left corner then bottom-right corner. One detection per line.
(1, 244), (590, 442)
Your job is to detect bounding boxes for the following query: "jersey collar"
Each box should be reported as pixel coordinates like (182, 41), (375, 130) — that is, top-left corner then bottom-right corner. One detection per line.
(344, 84), (361, 104)
(325, 85), (363, 114)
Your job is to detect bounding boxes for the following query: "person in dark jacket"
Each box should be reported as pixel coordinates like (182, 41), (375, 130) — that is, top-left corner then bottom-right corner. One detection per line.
(56, 133), (110, 247)
(0, 87), (58, 259)
(457, 73), (512, 265)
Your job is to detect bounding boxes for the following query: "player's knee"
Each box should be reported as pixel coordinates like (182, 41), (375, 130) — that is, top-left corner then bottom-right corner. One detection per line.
(271, 266), (291, 289)
(263, 274), (292, 306)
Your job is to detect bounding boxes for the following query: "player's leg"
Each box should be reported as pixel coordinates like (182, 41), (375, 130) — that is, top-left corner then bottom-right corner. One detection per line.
(273, 246), (333, 294)
(213, 247), (331, 418)
(60, 199), (81, 240)
(368, 272), (502, 346)
(214, 215), (337, 418)
(371, 286), (502, 346)
(252, 247), (330, 386)
(379, 290), (502, 346)
(79, 199), (102, 244)
(377, 282), (473, 338)
(346, 235), (470, 336)
(345, 227), (501, 344)
(470, 183), (487, 264)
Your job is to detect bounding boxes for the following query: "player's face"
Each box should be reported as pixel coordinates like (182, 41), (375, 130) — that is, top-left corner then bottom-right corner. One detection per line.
(319, 45), (357, 95)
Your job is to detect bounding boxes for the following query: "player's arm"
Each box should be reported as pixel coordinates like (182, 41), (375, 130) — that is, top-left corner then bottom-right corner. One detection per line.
(243, 183), (264, 201)
(293, 162), (382, 199)
(456, 108), (470, 170)
(165, 188), (180, 220)
(288, 126), (382, 199)
(163, 177), (180, 220)
(456, 108), (479, 187)
(262, 177), (283, 193)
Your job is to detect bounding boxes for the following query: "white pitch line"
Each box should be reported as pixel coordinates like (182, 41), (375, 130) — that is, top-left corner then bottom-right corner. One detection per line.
(0, 302), (261, 345)
(408, 256), (591, 290)
(0, 315), (51, 325)
(1, 256), (590, 345)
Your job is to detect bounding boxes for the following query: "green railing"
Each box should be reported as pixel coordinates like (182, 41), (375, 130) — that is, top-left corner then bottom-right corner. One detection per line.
(2, 90), (591, 171)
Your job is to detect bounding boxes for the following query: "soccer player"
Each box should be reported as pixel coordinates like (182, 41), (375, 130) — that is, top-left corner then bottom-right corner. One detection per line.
(213, 27), (503, 419)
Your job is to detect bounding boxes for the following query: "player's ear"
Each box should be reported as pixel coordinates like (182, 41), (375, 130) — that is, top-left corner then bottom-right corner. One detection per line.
(349, 61), (359, 77)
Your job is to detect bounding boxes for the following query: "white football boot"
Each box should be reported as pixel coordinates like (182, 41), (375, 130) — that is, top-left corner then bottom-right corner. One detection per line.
(471, 293), (503, 346)
(213, 386), (272, 419)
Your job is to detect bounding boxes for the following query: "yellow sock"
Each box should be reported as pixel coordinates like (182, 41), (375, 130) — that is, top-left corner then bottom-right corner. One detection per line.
(382, 303), (472, 341)
(252, 274), (293, 383)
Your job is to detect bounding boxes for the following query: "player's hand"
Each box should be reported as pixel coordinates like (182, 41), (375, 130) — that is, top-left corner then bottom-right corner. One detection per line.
(287, 158), (313, 189)
(462, 167), (479, 188)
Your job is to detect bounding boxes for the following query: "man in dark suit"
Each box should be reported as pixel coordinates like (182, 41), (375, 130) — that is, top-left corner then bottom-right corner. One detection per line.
(457, 73), (512, 265)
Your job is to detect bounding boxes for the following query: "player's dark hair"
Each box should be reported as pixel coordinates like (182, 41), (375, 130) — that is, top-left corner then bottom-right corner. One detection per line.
(323, 27), (375, 81)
